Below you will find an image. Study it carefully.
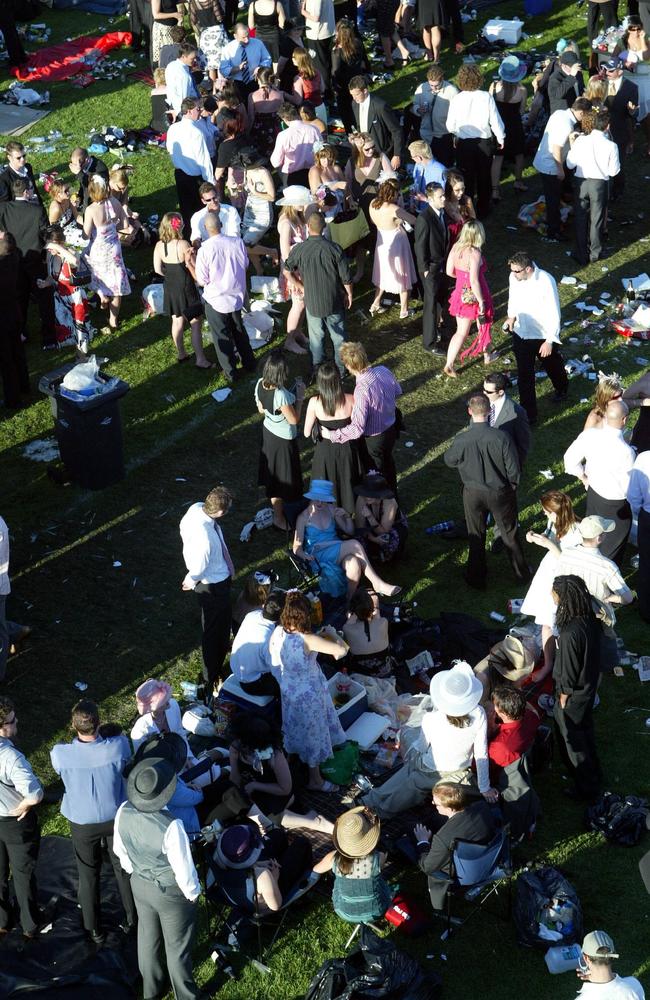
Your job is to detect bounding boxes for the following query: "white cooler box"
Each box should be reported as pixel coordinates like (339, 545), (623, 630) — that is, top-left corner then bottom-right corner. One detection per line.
(328, 673), (368, 730)
(483, 18), (523, 44)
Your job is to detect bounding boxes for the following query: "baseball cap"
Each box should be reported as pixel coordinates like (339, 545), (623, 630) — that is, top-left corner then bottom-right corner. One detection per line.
(559, 51), (580, 66)
(579, 515), (615, 539)
(582, 930), (619, 959)
(603, 58), (622, 71)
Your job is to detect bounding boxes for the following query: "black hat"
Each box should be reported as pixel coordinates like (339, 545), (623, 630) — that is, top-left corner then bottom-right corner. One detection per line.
(126, 757), (177, 813)
(559, 51), (580, 66)
(231, 145), (268, 170)
(353, 473), (394, 500)
(131, 731), (188, 775)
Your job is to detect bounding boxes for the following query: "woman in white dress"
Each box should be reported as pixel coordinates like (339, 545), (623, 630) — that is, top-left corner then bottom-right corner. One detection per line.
(368, 178), (417, 320)
(521, 491), (581, 681)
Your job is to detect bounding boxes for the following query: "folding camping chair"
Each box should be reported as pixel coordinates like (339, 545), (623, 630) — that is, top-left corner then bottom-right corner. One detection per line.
(441, 825), (512, 940)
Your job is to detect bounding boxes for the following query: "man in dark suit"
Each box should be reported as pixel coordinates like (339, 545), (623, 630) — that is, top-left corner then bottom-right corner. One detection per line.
(0, 142), (42, 205)
(483, 372), (530, 468)
(68, 147), (110, 214)
(0, 178), (56, 348)
(548, 52), (584, 115)
(349, 75), (404, 169)
(444, 394), (530, 589)
(0, 6), (27, 69)
(414, 181), (449, 356)
(603, 58), (638, 198)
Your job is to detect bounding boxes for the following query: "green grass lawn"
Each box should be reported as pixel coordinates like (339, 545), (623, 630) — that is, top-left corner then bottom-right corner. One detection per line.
(1, 1), (650, 997)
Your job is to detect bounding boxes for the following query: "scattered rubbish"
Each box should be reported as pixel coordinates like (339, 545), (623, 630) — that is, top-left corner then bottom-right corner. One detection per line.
(540, 469), (554, 480)
(113, 560), (122, 568)
(560, 276), (577, 285)
(175, 477), (187, 482)
(405, 441), (414, 448)
(75, 681), (88, 691)
(23, 438), (60, 463)
(211, 388), (232, 403)
(490, 611), (506, 623)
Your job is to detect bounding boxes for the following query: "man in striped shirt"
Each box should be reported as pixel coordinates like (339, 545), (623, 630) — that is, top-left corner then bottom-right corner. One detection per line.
(320, 342), (402, 491)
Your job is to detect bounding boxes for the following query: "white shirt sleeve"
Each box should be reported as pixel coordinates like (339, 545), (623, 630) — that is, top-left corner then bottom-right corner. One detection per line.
(445, 94), (458, 135)
(565, 136), (580, 171)
(538, 270), (561, 342)
(163, 817), (202, 900)
(472, 709), (489, 793)
(487, 94), (505, 145)
(112, 803), (134, 874)
(190, 209), (203, 244)
(563, 431), (588, 479)
(627, 458), (649, 515)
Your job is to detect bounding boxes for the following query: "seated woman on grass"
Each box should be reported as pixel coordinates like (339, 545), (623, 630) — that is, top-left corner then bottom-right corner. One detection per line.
(293, 478), (401, 600)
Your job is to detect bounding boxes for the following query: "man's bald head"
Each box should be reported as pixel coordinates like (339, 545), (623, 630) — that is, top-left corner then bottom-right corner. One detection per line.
(204, 211), (222, 235)
(606, 399), (629, 427)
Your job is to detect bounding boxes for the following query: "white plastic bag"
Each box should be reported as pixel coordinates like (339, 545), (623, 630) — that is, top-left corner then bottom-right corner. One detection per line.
(243, 309), (273, 348)
(141, 283), (165, 318)
(62, 356), (100, 391)
(182, 704), (217, 737)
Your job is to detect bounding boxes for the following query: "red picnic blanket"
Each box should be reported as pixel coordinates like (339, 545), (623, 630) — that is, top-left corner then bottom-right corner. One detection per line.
(11, 31), (132, 83)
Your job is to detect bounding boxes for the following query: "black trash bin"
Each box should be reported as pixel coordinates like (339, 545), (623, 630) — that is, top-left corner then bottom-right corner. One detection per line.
(39, 363), (129, 490)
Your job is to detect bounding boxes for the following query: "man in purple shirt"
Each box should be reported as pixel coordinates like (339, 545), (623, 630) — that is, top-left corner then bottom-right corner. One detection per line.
(195, 212), (256, 381)
(270, 103), (321, 187)
(321, 341), (402, 491)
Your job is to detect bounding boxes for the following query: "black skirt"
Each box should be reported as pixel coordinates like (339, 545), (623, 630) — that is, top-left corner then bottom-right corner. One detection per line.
(255, 26), (280, 63)
(418, 0), (445, 30)
(258, 424), (303, 501)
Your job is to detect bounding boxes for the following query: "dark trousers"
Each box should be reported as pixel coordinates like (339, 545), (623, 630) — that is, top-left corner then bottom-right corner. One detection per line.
(640, 1), (650, 32)
(195, 578), (232, 690)
(585, 487), (631, 567)
(18, 266), (56, 346)
(131, 874), (201, 1000)
(0, 811), (40, 934)
(281, 167), (310, 189)
(553, 702), (602, 798)
(203, 302), (256, 379)
(420, 267), (446, 349)
(364, 422), (398, 492)
(638, 507), (650, 623)
(240, 672), (281, 697)
(541, 172), (563, 237)
(587, 0), (618, 42)
(611, 139), (626, 198)
(174, 169), (202, 242)
(0, 595), (7, 684)
(129, 0), (153, 55)
(455, 137), (493, 219)
(0, 9), (26, 66)
(223, 0), (239, 28)
(0, 321), (30, 408)
(430, 133), (455, 168)
(512, 335), (568, 423)
(462, 484), (529, 586)
(69, 819), (136, 933)
(309, 35), (333, 92)
(574, 177), (609, 264)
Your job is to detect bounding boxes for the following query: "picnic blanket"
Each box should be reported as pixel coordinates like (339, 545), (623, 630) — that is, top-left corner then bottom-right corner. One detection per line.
(11, 31), (132, 83)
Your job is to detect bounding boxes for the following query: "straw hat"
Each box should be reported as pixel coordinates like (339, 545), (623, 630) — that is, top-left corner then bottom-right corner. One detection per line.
(333, 806), (381, 858)
(430, 660), (484, 716)
(487, 635), (534, 682)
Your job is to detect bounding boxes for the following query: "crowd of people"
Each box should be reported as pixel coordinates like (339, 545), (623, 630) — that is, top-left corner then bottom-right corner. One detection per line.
(1, 0), (649, 997)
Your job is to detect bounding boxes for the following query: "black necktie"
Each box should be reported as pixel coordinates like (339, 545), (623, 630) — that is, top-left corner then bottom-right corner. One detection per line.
(241, 45), (250, 84)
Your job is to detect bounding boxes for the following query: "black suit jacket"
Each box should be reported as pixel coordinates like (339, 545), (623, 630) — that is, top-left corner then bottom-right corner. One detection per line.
(77, 156), (110, 213)
(605, 78), (639, 148)
(414, 204), (448, 276)
(492, 395), (531, 468)
(0, 199), (48, 274)
(353, 95), (404, 160)
(444, 422), (521, 491)
(547, 65), (584, 115)
(0, 163), (42, 205)
(417, 799), (498, 877)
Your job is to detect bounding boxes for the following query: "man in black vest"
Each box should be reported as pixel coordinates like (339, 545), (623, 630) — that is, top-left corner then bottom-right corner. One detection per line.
(0, 142), (42, 205)
(349, 76), (405, 170)
(113, 758), (207, 1000)
(414, 181), (449, 356)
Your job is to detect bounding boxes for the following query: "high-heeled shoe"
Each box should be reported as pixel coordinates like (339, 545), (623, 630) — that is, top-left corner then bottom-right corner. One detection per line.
(369, 304), (386, 317)
(443, 365), (457, 378)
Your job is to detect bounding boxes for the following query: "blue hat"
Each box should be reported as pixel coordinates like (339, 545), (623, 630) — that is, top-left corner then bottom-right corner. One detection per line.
(556, 37), (568, 54)
(498, 55), (527, 83)
(304, 479), (337, 503)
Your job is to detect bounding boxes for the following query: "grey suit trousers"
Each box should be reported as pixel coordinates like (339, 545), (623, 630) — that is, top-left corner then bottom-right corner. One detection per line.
(131, 874), (201, 1000)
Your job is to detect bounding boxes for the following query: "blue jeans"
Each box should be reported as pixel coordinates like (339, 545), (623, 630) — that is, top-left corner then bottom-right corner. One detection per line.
(306, 310), (346, 374)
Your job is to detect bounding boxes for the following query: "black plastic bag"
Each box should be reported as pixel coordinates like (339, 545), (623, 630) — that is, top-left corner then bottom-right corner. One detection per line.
(303, 928), (441, 1000)
(513, 866), (583, 949)
(585, 792), (649, 846)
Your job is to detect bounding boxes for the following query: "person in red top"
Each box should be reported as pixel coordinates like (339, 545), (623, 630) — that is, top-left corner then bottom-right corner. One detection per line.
(487, 685), (539, 782)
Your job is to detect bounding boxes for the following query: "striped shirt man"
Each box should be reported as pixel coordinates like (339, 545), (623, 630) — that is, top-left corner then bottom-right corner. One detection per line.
(328, 365), (402, 443)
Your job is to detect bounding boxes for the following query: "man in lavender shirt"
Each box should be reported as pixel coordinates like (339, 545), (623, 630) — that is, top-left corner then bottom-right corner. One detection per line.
(270, 103), (321, 187)
(321, 341), (402, 491)
(195, 212), (256, 381)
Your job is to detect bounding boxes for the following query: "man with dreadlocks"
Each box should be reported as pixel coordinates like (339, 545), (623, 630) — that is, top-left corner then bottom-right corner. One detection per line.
(551, 574), (603, 802)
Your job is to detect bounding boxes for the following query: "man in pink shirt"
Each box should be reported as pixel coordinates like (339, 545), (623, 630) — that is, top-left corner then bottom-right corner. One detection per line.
(270, 103), (321, 187)
(195, 212), (256, 381)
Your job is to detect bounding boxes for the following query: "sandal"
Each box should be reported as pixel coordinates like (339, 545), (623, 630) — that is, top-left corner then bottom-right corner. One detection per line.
(443, 365), (457, 378)
(369, 304), (386, 317)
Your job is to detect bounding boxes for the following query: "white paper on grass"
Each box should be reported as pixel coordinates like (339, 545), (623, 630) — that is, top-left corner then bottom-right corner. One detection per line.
(560, 275), (577, 285)
(631, 304), (650, 327)
(211, 388), (232, 402)
(621, 273), (650, 292)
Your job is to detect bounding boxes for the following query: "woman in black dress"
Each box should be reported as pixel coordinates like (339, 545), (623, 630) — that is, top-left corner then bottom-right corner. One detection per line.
(488, 58), (528, 200)
(255, 350), (305, 530)
(551, 574), (603, 802)
(152, 212), (213, 368)
(303, 362), (363, 513)
(248, 0), (286, 71)
(331, 18), (370, 131)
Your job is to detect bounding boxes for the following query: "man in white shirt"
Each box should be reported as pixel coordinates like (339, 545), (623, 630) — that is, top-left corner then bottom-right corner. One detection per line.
(504, 251), (568, 424)
(575, 930), (645, 1000)
(301, 0), (335, 91)
(166, 97), (214, 239)
(627, 448), (650, 621)
(445, 65), (505, 218)
(564, 399), (635, 566)
(164, 41), (200, 118)
(180, 485), (235, 694)
(412, 64), (458, 166)
(113, 758), (205, 1000)
(190, 182), (241, 246)
(566, 106), (620, 264)
(219, 23), (271, 99)
(230, 591), (283, 695)
(533, 96), (591, 240)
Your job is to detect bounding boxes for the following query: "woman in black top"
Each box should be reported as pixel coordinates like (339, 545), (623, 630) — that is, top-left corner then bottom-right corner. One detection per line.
(330, 19), (369, 131)
(551, 574), (603, 801)
(151, 0), (183, 67)
(248, 0), (286, 70)
(214, 115), (247, 197)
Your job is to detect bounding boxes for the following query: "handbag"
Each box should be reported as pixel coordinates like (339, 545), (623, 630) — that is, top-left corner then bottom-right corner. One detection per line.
(69, 257), (92, 287)
(460, 283), (478, 305)
(328, 206), (370, 250)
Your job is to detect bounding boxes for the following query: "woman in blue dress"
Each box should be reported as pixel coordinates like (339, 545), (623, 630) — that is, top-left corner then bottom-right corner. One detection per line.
(293, 479), (402, 600)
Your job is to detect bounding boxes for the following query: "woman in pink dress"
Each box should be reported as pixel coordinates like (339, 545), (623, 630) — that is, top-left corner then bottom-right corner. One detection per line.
(444, 220), (495, 377)
(368, 179), (417, 320)
(82, 174), (131, 332)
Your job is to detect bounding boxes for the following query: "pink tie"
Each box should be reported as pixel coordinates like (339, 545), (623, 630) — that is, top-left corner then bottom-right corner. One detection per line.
(216, 524), (235, 579)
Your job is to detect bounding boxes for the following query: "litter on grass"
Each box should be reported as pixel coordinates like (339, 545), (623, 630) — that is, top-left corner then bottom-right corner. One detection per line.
(211, 388), (232, 403)
(23, 439), (60, 463)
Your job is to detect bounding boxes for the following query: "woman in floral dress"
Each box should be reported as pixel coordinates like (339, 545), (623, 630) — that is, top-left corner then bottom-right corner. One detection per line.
(41, 225), (94, 352)
(269, 591), (348, 791)
(82, 174), (131, 332)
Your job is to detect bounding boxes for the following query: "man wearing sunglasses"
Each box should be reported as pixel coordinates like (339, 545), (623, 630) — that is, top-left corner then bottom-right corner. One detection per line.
(0, 143), (42, 206)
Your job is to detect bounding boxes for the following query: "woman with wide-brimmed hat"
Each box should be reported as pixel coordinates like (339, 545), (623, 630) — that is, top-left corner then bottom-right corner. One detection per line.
(488, 56), (529, 201)
(314, 806), (393, 922)
(353, 471), (408, 564)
